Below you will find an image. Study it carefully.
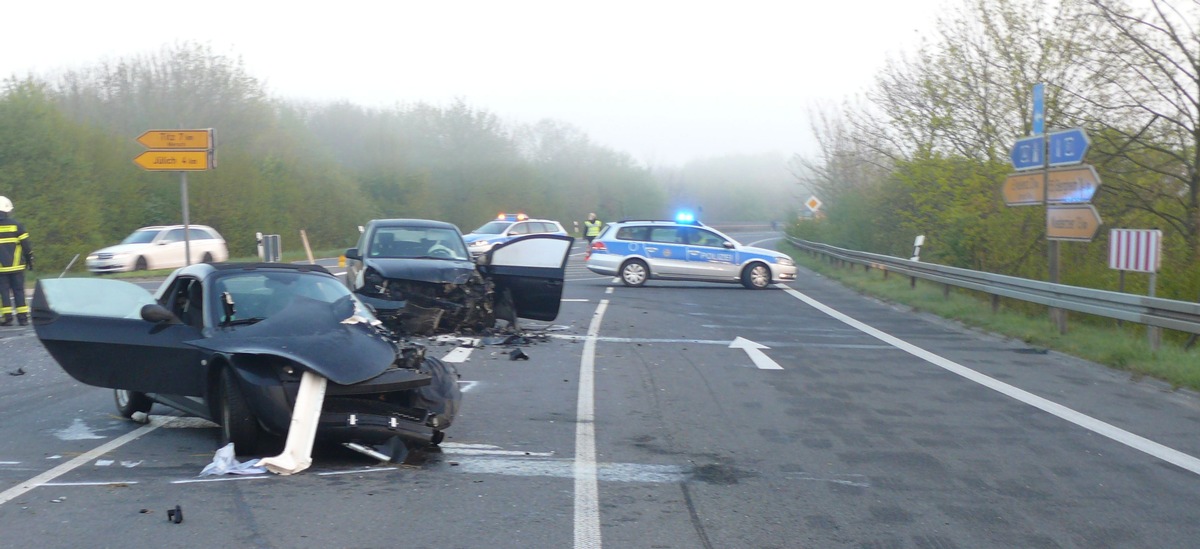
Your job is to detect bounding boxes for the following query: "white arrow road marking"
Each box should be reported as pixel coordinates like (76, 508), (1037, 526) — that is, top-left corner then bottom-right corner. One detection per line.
(728, 337), (784, 370)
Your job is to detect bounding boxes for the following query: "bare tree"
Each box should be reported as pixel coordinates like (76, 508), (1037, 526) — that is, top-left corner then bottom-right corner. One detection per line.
(1067, 0), (1200, 255)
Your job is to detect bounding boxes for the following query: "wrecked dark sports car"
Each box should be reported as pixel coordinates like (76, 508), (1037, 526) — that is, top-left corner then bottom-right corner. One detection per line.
(343, 218), (573, 335)
(32, 263), (460, 460)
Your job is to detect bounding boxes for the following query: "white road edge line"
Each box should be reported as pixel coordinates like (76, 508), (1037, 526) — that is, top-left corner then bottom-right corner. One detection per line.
(0, 419), (170, 506)
(778, 284), (1200, 476)
(575, 299), (608, 549)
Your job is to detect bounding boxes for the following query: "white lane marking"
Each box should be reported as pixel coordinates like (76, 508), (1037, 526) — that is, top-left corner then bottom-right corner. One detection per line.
(562, 299), (590, 302)
(171, 476), (271, 484)
(567, 276), (619, 282)
(778, 284), (1200, 476)
(458, 380), (480, 393)
(452, 456), (687, 483)
(0, 419), (171, 506)
(42, 481), (139, 487)
(784, 472), (870, 488)
(747, 236), (782, 247)
(549, 334), (888, 350)
(442, 448), (556, 457)
(95, 460), (114, 467)
(316, 467), (395, 476)
(576, 299), (608, 549)
(442, 346), (474, 363)
(0, 462), (20, 465)
(605, 287), (613, 294)
(441, 443), (504, 450)
(729, 337), (784, 370)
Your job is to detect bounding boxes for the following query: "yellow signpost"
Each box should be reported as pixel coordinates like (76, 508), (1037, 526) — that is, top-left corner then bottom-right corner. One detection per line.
(1003, 172), (1044, 206)
(135, 129), (213, 150)
(1046, 204), (1102, 241)
(1046, 165), (1101, 204)
(133, 150), (211, 171)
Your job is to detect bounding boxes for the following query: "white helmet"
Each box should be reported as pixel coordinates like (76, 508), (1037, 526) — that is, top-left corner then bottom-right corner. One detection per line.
(0, 196), (11, 213)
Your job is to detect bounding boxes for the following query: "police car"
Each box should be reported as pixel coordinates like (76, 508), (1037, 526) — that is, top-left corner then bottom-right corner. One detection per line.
(584, 215), (797, 289)
(463, 213), (568, 258)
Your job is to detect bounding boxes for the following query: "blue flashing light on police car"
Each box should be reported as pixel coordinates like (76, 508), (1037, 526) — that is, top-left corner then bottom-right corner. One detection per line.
(675, 212), (695, 223)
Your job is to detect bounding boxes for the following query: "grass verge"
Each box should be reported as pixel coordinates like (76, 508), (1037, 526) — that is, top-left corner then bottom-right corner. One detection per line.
(783, 243), (1200, 392)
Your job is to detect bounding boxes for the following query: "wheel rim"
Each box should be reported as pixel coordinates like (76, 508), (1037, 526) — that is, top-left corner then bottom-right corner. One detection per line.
(623, 263), (646, 285)
(751, 265), (770, 288)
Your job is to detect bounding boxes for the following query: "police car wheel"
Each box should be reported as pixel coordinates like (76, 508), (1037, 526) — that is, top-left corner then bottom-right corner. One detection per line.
(620, 260), (648, 287)
(742, 263), (770, 289)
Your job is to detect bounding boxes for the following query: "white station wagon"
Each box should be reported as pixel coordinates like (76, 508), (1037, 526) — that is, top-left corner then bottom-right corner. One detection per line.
(86, 225), (229, 273)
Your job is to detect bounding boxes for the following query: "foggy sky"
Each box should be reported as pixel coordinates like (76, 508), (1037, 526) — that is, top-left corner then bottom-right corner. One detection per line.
(3, 1), (946, 165)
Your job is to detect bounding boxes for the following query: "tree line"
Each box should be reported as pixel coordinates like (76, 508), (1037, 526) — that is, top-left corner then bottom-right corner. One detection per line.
(0, 43), (798, 273)
(791, 0), (1200, 302)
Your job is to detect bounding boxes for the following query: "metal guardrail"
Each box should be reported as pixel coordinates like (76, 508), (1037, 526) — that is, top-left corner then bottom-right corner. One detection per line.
(785, 236), (1200, 336)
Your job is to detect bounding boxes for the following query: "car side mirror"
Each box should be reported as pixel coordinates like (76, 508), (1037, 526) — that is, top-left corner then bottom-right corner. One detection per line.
(141, 303), (180, 324)
(345, 248), (361, 260)
(723, 241), (735, 249)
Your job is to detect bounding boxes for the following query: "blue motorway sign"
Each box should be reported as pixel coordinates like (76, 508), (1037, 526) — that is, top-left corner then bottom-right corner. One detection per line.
(1010, 135), (1044, 171)
(1049, 127), (1089, 167)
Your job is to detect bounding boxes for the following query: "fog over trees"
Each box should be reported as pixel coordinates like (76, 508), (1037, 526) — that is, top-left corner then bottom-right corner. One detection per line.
(0, 44), (797, 271)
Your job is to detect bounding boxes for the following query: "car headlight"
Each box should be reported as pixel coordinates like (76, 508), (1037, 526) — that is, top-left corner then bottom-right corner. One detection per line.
(86, 254), (99, 261)
(468, 240), (489, 248)
(776, 257), (795, 266)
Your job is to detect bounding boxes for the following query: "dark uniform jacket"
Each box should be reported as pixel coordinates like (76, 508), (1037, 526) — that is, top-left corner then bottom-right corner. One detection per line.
(0, 213), (31, 273)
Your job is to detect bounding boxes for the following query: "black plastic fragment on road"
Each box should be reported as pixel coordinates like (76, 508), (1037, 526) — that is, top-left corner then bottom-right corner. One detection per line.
(509, 348), (529, 361)
(167, 505), (183, 524)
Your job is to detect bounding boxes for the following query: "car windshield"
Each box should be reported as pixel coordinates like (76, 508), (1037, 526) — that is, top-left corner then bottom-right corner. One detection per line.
(121, 229), (160, 245)
(213, 271), (375, 323)
(368, 226), (470, 260)
(470, 221), (512, 235)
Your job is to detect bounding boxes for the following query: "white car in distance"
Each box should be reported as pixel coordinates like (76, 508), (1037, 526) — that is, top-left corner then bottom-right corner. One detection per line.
(86, 225), (229, 273)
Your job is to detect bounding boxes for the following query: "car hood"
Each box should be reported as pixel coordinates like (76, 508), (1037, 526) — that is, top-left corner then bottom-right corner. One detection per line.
(740, 245), (787, 259)
(189, 296), (398, 386)
(365, 257), (477, 284)
(91, 243), (151, 255)
(461, 234), (497, 244)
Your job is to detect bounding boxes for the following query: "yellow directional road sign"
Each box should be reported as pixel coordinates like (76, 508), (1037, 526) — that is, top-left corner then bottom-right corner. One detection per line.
(1003, 172), (1043, 206)
(1047, 204), (1102, 241)
(1046, 165), (1101, 204)
(133, 150), (211, 171)
(136, 129), (213, 150)
(1004, 165), (1103, 206)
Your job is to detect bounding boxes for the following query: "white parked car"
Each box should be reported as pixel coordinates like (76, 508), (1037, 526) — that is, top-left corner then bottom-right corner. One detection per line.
(86, 225), (229, 273)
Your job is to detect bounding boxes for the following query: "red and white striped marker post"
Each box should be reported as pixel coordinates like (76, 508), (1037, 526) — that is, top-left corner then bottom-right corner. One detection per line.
(1108, 229), (1163, 350)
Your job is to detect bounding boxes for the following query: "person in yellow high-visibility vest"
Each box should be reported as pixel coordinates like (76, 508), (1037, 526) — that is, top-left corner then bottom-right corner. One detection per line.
(583, 213), (603, 245)
(0, 196), (33, 326)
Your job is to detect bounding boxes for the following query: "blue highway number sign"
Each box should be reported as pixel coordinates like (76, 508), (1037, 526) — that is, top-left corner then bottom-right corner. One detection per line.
(1010, 136), (1044, 171)
(1049, 128), (1088, 167)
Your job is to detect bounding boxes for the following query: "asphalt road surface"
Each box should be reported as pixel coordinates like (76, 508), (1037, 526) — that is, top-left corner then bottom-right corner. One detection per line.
(2, 232), (1199, 548)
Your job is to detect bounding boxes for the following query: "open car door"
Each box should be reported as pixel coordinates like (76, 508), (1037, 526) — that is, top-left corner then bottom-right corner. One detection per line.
(479, 234), (574, 321)
(32, 278), (208, 396)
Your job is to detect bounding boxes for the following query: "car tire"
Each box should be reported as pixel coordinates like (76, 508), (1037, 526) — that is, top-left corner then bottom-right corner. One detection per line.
(620, 259), (648, 287)
(134, 256), (148, 271)
(218, 367), (268, 455)
(410, 356), (461, 444)
(201, 252), (214, 263)
(114, 389), (153, 418)
(741, 262), (771, 289)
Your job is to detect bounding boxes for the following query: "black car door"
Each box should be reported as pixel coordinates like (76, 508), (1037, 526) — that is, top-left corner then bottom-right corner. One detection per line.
(479, 234), (574, 321)
(32, 277), (209, 396)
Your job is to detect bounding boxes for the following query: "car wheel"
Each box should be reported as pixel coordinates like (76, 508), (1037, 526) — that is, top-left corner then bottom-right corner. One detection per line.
(620, 260), (648, 287)
(201, 252), (214, 263)
(134, 256), (148, 271)
(219, 367), (268, 455)
(741, 262), (771, 289)
(409, 356), (461, 443)
(114, 389), (153, 418)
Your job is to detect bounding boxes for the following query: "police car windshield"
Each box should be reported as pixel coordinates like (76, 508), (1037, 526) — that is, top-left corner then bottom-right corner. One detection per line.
(471, 221), (512, 235)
